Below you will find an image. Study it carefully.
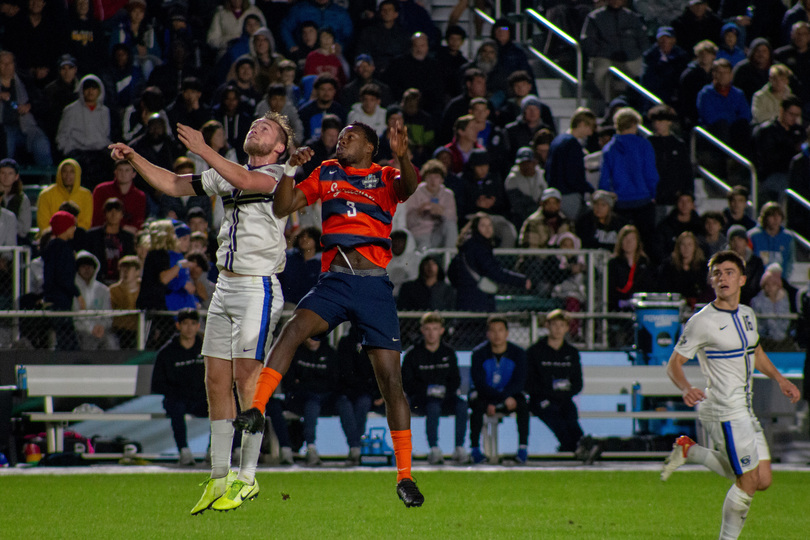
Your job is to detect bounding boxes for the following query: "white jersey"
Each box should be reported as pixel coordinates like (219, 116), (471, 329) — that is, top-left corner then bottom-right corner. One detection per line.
(673, 302), (760, 422)
(193, 164), (287, 276)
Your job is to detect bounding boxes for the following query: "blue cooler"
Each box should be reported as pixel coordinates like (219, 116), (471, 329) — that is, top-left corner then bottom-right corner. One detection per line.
(631, 292), (684, 365)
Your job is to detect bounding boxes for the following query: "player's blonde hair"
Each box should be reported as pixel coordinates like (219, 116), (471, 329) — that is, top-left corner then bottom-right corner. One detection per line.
(260, 111), (295, 157)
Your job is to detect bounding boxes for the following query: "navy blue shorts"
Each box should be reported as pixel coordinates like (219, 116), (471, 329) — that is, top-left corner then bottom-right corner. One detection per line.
(297, 271), (402, 351)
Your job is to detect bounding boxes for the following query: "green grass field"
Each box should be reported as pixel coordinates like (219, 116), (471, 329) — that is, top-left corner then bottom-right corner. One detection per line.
(2, 470), (808, 539)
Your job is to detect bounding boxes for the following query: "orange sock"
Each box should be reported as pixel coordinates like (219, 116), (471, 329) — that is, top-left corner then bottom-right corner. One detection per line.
(251, 367), (282, 411)
(391, 429), (412, 482)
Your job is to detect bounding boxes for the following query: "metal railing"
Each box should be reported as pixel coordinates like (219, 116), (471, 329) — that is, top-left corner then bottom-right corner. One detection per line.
(691, 126), (759, 211)
(0, 246), (32, 306)
(784, 189), (810, 252)
(605, 67), (661, 136)
(525, 8), (583, 106)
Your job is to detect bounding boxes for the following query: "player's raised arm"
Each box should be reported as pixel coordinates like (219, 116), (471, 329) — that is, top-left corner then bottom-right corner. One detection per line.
(389, 119), (418, 201)
(666, 350), (706, 407)
(176, 123), (278, 192)
(109, 142), (195, 197)
(753, 345), (801, 403)
(273, 146), (314, 218)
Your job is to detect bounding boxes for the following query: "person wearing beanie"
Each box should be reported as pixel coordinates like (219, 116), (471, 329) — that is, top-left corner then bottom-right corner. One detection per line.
(37, 159), (94, 231)
(504, 146), (546, 227)
(504, 95), (554, 164)
(575, 189), (627, 252)
(43, 211), (82, 351)
(519, 186), (573, 249)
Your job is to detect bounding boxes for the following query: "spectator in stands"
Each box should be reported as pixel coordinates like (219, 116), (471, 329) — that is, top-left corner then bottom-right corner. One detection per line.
(384, 32), (444, 116)
(544, 108), (597, 221)
(657, 231), (709, 307)
(717, 22), (746, 68)
(188, 120), (238, 177)
(642, 26), (690, 107)
(278, 226), (322, 309)
(576, 189), (626, 252)
(655, 192), (703, 264)
(437, 25), (468, 102)
(186, 252), (215, 310)
(166, 77), (211, 133)
(402, 312), (470, 465)
(73, 250), (116, 350)
(505, 147), (546, 228)
(2, 0), (60, 76)
(131, 114), (178, 206)
(489, 18), (534, 105)
(387, 229), (419, 298)
(84, 198), (136, 286)
(751, 270), (794, 350)
(607, 224), (654, 311)
(748, 202), (795, 279)
(405, 159), (457, 250)
(299, 113), (341, 181)
(679, 40), (717, 131)
(149, 39), (204, 105)
(504, 96), (554, 164)
(532, 127), (554, 169)
(751, 64), (795, 125)
(0, 51), (53, 168)
(699, 211), (727, 259)
(298, 73), (345, 142)
(753, 96), (804, 204)
(303, 27), (348, 88)
(726, 225), (764, 304)
(44, 211), (81, 350)
(599, 107), (659, 252)
(287, 337), (361, 466)
(338, 54), (393, 109)
(186, 207), (218, 265)
(109, 0), (161, 79)
(56, 75), (114, 190)
(397, 255), (456, 312)
(215, 17), (266, 88)
(470, 99), (507, 175)
(151, 307), (207, 465)
(249, 27), (284, 95)
(101, 44), (146, 118)
(518, 187), (572, 250)
(720, 0), (784, 48)
(256, 83), (305, 145)
(347, 84), (386, 136)
(42, 55), (80, 141)
(396, 89), (434, 167)
(450, 212), (530, 312)
(647, 105), (693, 221)
(222, 56), (262, 116)
(580, 0), (647, 102)
(440, 68), (488, 144)
(722, 185), (757, 232)
(285, 21), (318, 73)
(460, 149), (508, 223)
(355, 0), (410, 75)
(212, 85), (251, 163)
(526, 309), (586, 453)
(672, 0), (723, 55)
(697, 58), (752, 155)
(207, 0), (266, 59)
(109, 255), (141, 349)
(775, 22), (810, 106)
(468, 315), (529, 464)
(37, 158), (93, 231)
(733, 38), (774, 103)
(64, 0), (106, 75)
(166, 223), (198, 311)
(441, 114), (483, 176)
(92, 160), (146, 233)
(782, 0), (810, 46)
(159, 158), (212, 222)
(496, 70), (534, 128)
(0, 206), (16, 306)
(279, 0), (353, 54)
(0, 159), (31, 244)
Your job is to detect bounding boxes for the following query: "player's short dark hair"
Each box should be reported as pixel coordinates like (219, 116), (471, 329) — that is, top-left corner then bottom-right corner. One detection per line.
(266, 83), (287, 98)
(507, 70), (532, 87)
(708, 250), (745, 274)
(177, 307), (200, 323)
(420, 311), (444, 327)
(347, 121), (379, 157)
(486, 315), (508, 330)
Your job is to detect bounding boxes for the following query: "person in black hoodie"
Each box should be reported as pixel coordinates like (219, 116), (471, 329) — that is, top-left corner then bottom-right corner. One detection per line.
(525, 309), (585, 453)
(150, 308), (207, 465)
(731, 37), (773, 103)
(401, 312), (469, 464)
(647, 105), (693, 218)
(397, 255), (456, 312)
(653, 191), (704, 264)
(43, 211), (82, 350)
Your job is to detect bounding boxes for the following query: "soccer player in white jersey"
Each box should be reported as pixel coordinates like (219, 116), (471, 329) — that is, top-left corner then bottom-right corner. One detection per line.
(109, 111), (294, 514)
(662, 250), (800, 539)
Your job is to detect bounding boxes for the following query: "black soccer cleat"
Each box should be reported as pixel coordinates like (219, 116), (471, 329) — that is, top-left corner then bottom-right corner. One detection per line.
(233, 407), (265, 433)
(397, 478), (424, 508)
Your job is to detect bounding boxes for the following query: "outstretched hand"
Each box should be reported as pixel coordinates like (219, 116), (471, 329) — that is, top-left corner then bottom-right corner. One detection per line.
(288, 146), (315, 168)
(108, 142), (135, 161)
(176, 123), (207, 156)
(388, 118), (409, 158)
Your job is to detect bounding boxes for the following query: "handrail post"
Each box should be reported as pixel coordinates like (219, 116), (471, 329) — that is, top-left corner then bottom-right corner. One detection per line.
(525, 8), (583, 107)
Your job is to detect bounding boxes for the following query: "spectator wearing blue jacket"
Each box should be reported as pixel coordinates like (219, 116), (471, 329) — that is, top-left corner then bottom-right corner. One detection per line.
(599, 107), (659, 254)
(544, 108), (597, 220)
(696, 58), (752, 155)
(641, 26), (690, 107)
(279, 0), (353, 54)
(468, 316), (530, 464)
(717, 22), (746, 67)
(748, 202), (794, 279)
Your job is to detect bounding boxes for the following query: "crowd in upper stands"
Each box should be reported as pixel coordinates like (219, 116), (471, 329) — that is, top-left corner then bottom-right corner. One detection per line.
(3, 0), (810, 351)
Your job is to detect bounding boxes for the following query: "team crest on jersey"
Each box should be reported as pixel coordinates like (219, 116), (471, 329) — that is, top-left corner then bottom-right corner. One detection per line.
(362, 174), (381, 189)
(740, 455), (751, 467)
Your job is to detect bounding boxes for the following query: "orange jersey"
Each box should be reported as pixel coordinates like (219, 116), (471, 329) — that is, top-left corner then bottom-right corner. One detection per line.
(297, 159), (404, 271)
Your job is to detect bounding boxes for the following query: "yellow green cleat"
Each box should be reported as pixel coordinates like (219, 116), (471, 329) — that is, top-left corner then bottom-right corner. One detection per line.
(190, 470), (237, 515)
(212, 478), (260, 511)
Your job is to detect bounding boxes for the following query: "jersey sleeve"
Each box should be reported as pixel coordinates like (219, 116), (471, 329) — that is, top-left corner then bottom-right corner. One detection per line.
(193, 169), (229, 197)
(673, 313), (707, 360)
(296, 166), (323, 205)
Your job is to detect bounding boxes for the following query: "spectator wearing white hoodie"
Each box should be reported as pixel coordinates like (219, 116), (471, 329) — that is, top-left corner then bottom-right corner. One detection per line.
(505, 146), (546, 228)
(387, 229), (420, 298)
(405, 159), (458, 250)
(73, 250), (117, 350)
(347, 84), (387, 136)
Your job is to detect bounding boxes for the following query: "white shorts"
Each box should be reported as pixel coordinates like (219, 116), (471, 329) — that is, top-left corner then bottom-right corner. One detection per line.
(202, 274), (284, 362)
(705, 413), (769, 475)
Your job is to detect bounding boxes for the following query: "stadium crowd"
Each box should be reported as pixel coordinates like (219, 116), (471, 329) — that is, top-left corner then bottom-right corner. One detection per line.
(0, 0), (809, 353)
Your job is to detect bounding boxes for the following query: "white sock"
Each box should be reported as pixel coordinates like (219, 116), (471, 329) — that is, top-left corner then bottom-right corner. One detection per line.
(210, 419), (234, 478)
(687, 444), (736, 480)
(237, 429), (264, 484)
(719, 484), (752, 540)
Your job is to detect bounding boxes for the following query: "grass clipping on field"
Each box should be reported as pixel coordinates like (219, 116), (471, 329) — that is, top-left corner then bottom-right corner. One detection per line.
(1, 470), (808, 539)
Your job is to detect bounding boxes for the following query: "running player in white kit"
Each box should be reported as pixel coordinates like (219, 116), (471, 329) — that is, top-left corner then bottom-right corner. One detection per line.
(661, 250), (800, 540)
(110, 112), (294, 514)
